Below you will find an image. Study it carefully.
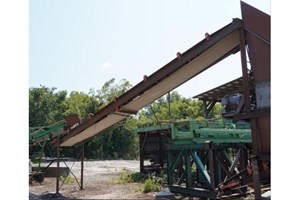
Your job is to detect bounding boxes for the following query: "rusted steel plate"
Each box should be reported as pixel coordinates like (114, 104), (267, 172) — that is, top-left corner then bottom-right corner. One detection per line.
(241, 1), (270, 82)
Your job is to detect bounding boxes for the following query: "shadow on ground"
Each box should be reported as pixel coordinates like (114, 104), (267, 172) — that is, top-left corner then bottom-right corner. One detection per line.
(29, 192), (72, 200)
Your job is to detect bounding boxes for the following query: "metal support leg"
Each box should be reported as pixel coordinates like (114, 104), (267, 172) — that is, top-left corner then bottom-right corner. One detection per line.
(252, 158), (261, 199)
(185, 150), (192, 188)
(167, 150), (173, 185)
(80, 142), (84, 190)
(56, 138), (60, 194)
(239, 28), (250, 114)
(159, 133), (164, 170)
(208, 148), (216, 189)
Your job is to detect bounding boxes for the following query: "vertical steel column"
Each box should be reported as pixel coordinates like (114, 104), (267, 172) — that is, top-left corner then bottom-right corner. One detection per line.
(185, 150), (192, 188)
(203, 100), (208, 119)
(56, 138), (60, 194)
(251, 118), (262, 199)
(80, 142), (84, 190)
(239, 144), (248, 172)
(239, 28), (250, 114)
(159, 133), (163, 170)
(216, 151), (222, 183)
(240, 144), (248, 193)
(208, 146), (216, 189)
(167, 150), (173, 185)
(139, 133), (144, 173)
(252, 158), (261, 198)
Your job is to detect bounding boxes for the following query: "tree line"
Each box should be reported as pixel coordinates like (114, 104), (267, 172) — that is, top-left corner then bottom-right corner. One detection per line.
(29, 78), (221, 160)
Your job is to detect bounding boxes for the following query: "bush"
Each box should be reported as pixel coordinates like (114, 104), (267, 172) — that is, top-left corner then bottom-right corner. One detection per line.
(140, 173), (165, 193)
(117, 171), (165, 193)
(142, 178), (160, 193)
(117, 171), (146, 184)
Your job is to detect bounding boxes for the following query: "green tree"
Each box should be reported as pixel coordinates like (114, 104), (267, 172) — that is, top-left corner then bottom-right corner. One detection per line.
(63, 91), (99, 120)
(29, 86), (67, 126)
(135, 91), (207, 127)
(96, 78), (132, 107)
(85, 78), (138, 159)
(29, 86), (68, 158)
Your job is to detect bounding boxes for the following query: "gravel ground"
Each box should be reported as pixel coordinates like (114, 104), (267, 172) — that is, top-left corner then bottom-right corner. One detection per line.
(29, 160), (155, 200)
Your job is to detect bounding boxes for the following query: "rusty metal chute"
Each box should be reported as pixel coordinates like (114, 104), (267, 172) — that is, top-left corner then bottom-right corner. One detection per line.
(59, 19), (243, 147)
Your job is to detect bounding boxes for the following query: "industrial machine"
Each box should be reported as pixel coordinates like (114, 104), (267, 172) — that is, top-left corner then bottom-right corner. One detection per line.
(29, 115), (80, 183)
(136, 107), (253, 199)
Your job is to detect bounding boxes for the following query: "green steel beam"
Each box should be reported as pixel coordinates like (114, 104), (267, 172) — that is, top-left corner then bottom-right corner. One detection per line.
(136, 119), (252, 146)
(170, 150), (184, 173)
(167, 150), (173, 185)
(185, 150), (192, 188)
(190, 150), (212, 188)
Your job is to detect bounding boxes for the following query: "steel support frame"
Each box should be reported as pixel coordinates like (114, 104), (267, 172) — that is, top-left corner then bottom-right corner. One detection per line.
(239, 26), (270, 199)
(167, 142), (250, 199)
(203, 100), (217, 119)
(239, 25), (263, 199)
(80, 142), (84, 190)
(240, 3), (271, 199)
(55, 140), (85, 194)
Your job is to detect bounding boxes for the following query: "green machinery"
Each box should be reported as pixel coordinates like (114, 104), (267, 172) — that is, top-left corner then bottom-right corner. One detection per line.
(29, 120), (67, 183)
(29, 114), (80, 183)
(29, 120), (66, 145)
(137, 119), (252, 199)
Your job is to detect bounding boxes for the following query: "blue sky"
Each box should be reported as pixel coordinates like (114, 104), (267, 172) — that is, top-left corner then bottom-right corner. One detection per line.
(29, 0), (270, 97)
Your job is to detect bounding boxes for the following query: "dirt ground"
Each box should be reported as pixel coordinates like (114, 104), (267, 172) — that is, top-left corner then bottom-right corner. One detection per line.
(29, 160), (157, 200)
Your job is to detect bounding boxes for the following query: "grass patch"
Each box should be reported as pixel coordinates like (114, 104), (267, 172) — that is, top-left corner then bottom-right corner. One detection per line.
(60, 175), (75, 185)
(141, 178), (160, 193)
(116, 171), (146, 184)
(116, 171), (166, 193)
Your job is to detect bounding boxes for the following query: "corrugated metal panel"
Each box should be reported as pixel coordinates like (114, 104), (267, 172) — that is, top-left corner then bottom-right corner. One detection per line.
(193, 75), (254, 101)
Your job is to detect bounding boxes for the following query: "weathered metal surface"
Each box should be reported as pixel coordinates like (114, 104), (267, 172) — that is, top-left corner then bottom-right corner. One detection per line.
(255, 81), (270, 108)
(250, 117), (270, 156)
(170, 120), (252, 145)
(167, 144), (251, 199)
(239, 28), (251, 114)
(241, 0), (271, 159)
(136, 120), (252, 146)
(64, 114), (80, 129)
(241, 2), (271, 199)
(241, 1), (270, 82)
(193, 76), (253, 102)
(138, 131), (170, 173)
(138, 119), (252, 198)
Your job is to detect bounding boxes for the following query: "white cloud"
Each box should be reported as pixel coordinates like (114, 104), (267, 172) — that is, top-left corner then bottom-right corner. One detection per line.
(102, 61), (112, 69)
